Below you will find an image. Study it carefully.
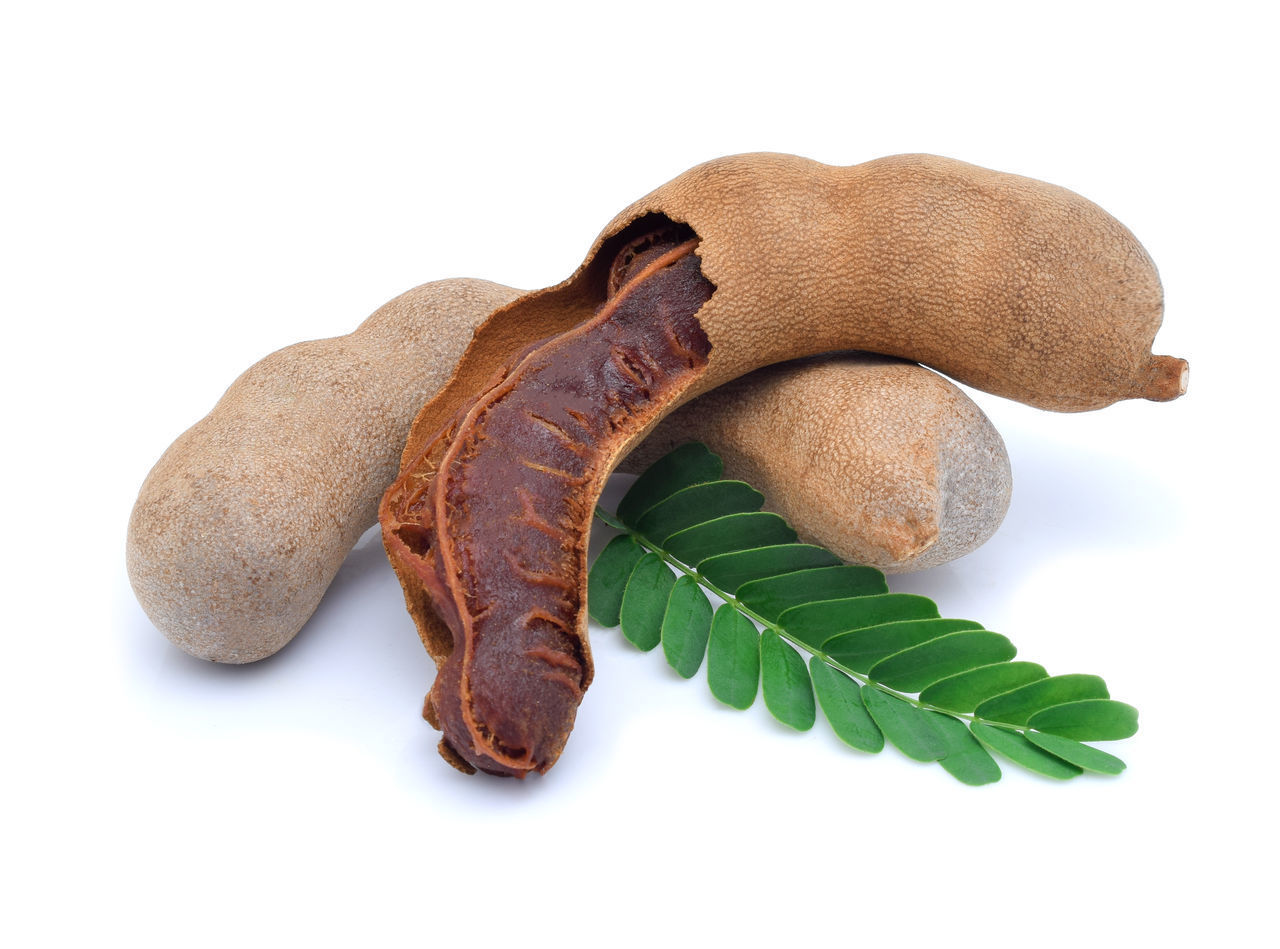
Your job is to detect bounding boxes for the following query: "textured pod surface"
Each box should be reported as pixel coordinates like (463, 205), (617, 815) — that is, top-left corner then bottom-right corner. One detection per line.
(385, 152), (1187, 776)
(399, 153), (1186, 479)
(623, 354), (1012, 572)
(127, 278), (520, 663)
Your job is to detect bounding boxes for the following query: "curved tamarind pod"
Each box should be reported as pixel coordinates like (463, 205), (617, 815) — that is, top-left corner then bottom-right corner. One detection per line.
(621, 354), (1012, 573)
(128, 278), (521, 663)
(384, 229), (713, 775)
(383, 153), (1187, 777)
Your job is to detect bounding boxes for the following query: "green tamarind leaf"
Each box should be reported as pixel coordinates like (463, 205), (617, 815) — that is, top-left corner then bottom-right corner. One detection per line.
(970, 723), (1083, 780)
(595, 444), (1141, 787)
(619, 553), (675, 652)
(918, 661), (1049, 713)
(779, 595), (941, 650)
(760, 631), (816, 731)
(661, 576), (713, 679)
(868, 630), (1017, 693)
(736, 565), (889, 623)
(809, 658), (883, 753)
(634, 480), (764, 544)
(664, 512), (798, 567)
(697, 544), (842, 596)
(927, 711), (1002, 786)
(707, 604), (761, 710)
(587, 534), (645, 627)
(1027, 700), (1139, 741)
(974, 674), (1110, 727)
(617, 442), (722, 526)
(823, 618), (983, 674)
(861, 686), (947, 762)
(1025, 732), (1127, 774)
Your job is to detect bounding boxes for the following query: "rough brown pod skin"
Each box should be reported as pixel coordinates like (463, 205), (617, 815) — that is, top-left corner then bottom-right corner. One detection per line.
(623, 354), (1012, 573)
(382, 152), (1187, 777)
(127, 278), (520, 663)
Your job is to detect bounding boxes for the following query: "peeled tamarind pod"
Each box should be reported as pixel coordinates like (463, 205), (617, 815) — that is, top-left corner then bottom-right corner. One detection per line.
(383, 228), (713, 775)
(621, 354), (1012, 573)
(127, 278), (521, 663)
(382, 153), (1187, 777)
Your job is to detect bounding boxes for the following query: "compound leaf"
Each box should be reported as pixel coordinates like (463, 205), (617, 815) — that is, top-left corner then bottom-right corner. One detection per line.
(590, 442), (1141, 787)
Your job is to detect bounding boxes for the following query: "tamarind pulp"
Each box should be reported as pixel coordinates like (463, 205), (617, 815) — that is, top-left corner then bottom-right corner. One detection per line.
(382, 226), (713, 776)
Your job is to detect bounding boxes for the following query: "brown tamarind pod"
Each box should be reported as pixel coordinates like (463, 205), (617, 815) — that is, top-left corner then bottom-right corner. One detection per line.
(382, 152), (1187, 777)
(128, 278), (521, 663)
(621, 354), (1012, 573)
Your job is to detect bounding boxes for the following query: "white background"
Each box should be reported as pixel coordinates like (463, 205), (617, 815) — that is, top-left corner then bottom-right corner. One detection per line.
(3, 2), (1275, 945)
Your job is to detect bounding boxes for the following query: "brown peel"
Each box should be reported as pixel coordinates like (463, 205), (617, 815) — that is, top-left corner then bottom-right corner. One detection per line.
(127, 278), (521, 663)
(623, 354), (1012, 572)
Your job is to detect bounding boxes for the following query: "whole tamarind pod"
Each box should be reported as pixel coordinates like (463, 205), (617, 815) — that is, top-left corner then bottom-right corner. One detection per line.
(621, 354), (1012, 573)
(382, 153), (1187, 777)
(128, 278), (521, 663)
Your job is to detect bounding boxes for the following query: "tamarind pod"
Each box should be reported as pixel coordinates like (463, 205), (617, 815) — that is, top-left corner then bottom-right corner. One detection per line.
(397, 153), (1186, 483)
(384, 153), (1188, 776)
(621, 354), (1012, 573)
(127, 278), (521, 663)
(383, 231), (713, 776)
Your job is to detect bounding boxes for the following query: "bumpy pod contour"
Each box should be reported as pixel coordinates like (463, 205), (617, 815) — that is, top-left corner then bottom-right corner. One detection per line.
(382, 153), (1187, 776)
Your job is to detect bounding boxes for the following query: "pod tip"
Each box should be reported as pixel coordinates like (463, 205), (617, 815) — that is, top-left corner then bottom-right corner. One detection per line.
(1143, 355), (1189, 402)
